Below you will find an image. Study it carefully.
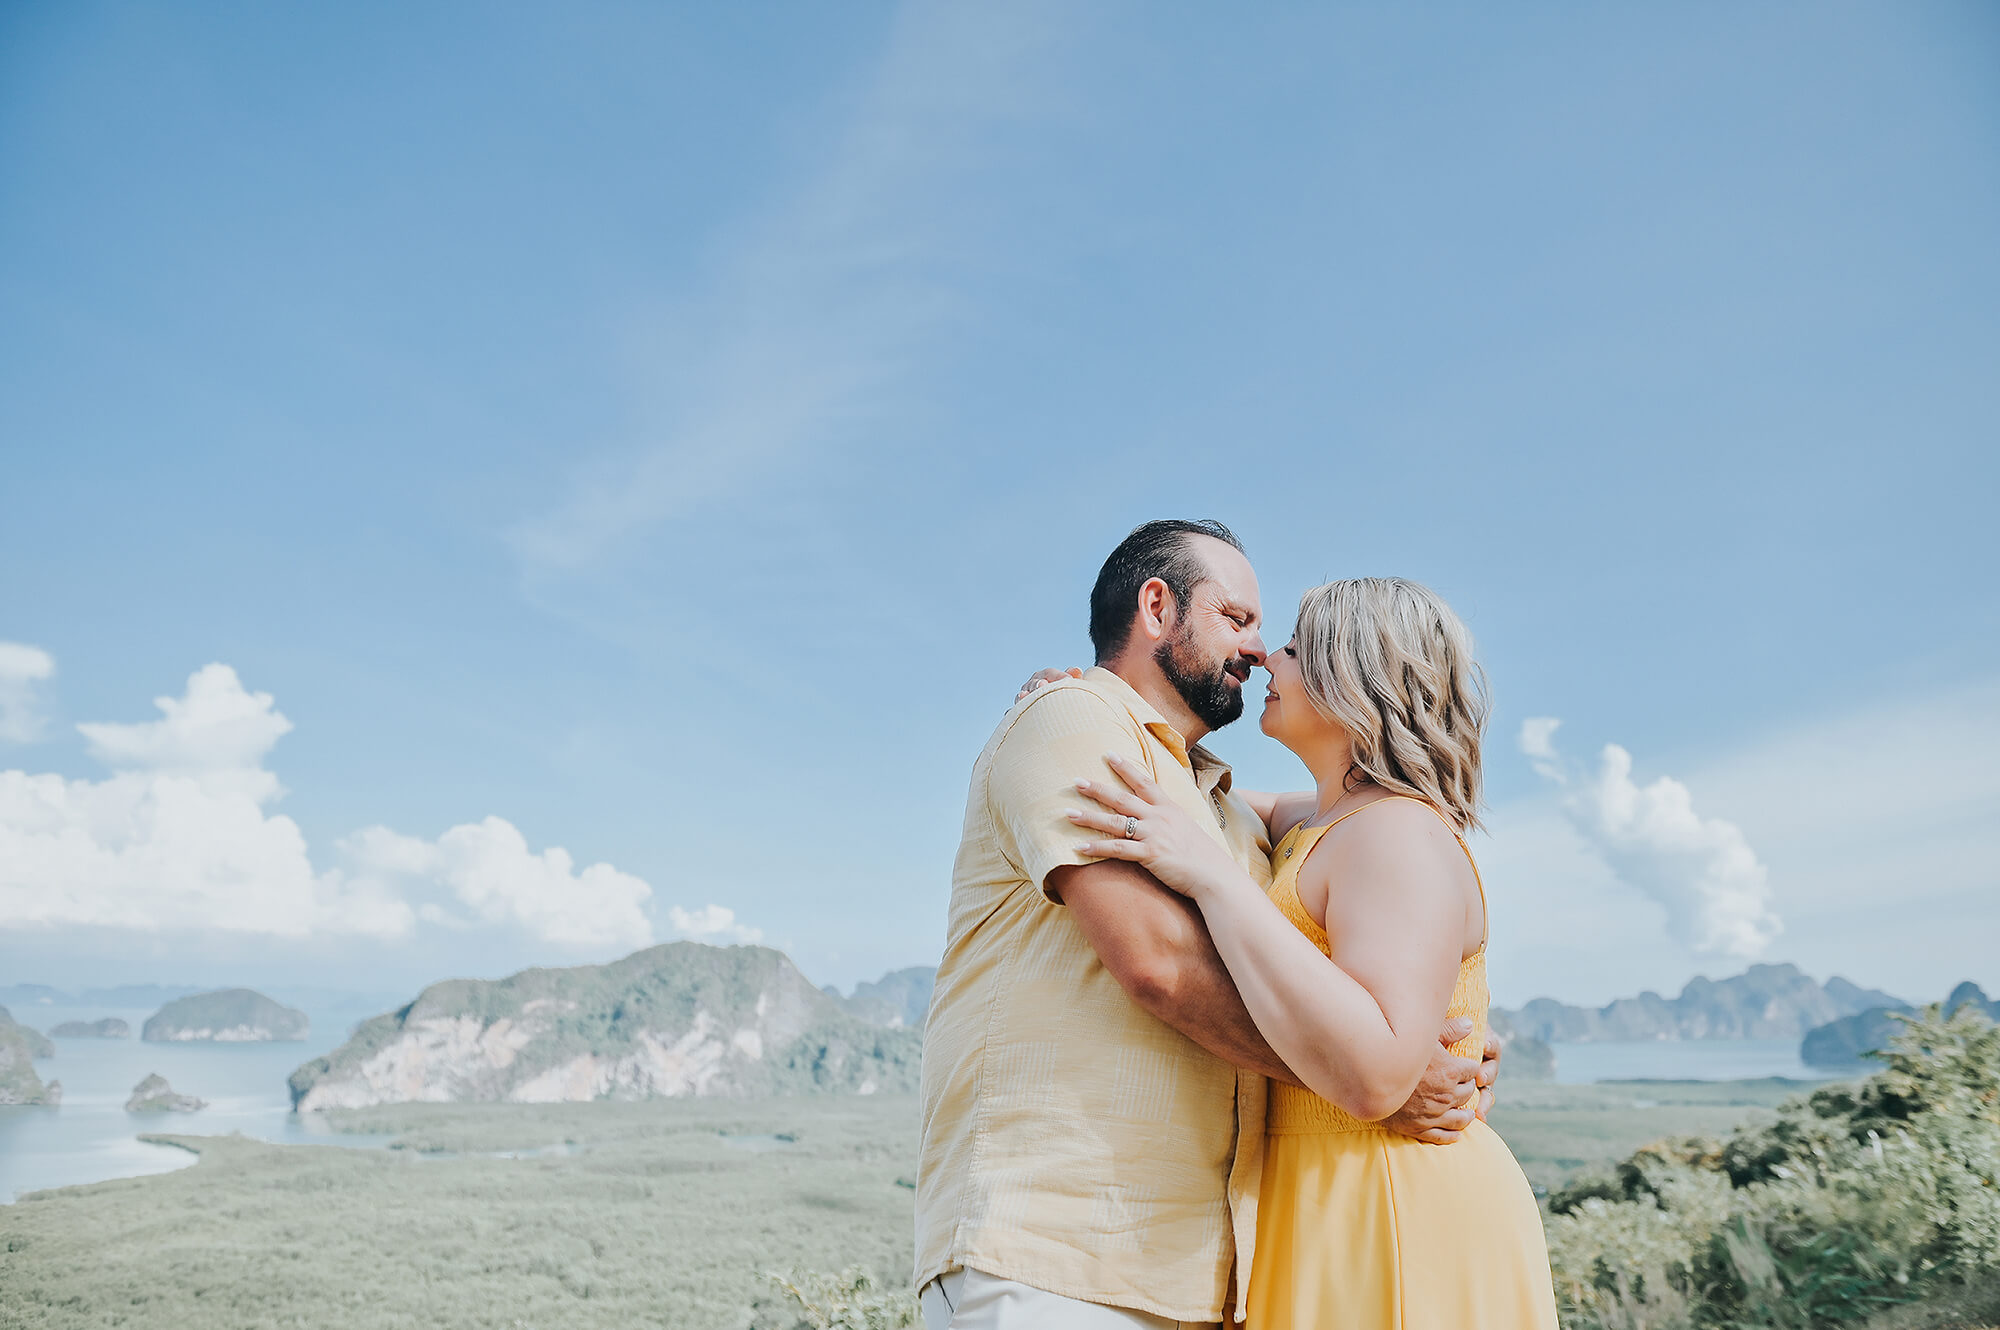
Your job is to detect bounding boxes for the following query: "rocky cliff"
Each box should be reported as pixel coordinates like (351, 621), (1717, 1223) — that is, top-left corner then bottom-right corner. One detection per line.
(0, 1006), (59, 1105)
(143, 989), (308, 1042)
(3, 1008), (55, 1060)
(289, 942), (923, 1111)
(835, 966), (936, 1030)
(1801, 981), (1997, 1067)
(125, 1072), (206, 1112)
(1481, 1013), (1557, 1080)
(1495, 964), (1900, 1043)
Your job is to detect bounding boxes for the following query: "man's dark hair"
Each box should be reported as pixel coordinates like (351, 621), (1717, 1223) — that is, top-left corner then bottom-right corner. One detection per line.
(1088, 519), (1245, 662)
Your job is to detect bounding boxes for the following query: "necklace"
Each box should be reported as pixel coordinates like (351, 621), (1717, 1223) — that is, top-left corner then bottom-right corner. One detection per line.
(1281, 774), (1372, 859)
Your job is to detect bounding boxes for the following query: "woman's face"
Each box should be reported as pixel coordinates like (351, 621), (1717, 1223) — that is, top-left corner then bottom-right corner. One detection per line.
(1259, 636), (1308, 746)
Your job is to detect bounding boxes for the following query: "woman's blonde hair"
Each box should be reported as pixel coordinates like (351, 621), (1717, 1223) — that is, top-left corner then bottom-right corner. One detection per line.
(1293, 577), (1489, 831)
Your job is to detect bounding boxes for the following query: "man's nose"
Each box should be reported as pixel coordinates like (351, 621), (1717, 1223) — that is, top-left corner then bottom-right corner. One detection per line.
(1239, 631), (1267, 666)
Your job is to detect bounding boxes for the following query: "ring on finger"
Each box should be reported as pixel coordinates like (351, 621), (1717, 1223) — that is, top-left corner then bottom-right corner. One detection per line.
(1123, 816), (1138, 840)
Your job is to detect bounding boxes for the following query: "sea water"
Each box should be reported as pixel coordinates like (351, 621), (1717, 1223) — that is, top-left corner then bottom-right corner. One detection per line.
(0, 1003), (396, 1203)
(1550, 1038), (1849, 1085)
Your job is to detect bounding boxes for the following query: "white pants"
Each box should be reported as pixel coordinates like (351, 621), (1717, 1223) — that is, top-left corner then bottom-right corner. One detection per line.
(919, 1268), (1221, 1330)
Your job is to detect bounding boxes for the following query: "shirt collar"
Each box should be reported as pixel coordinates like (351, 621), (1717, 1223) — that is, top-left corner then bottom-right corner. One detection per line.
(1082, 666), (1235, 795)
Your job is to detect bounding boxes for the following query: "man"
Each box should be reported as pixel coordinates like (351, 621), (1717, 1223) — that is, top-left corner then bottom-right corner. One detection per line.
(915, 520), (1499, 1330)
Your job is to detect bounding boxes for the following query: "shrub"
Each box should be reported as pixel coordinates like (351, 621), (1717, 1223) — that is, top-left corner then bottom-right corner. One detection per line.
(1546, 1005), (2000, 1330)
(761, 1266), (921, 1330)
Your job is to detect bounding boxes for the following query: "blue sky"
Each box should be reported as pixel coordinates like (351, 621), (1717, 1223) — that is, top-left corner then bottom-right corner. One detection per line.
(3, 2), (1996, 1009)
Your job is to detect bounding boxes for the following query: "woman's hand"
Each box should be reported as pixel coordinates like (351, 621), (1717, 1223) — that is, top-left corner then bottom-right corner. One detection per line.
(1015, 666), (1082, 703)
(1068, 753), (1249, 902)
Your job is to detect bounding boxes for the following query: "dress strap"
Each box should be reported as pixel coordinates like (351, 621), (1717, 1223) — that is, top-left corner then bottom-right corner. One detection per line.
(1298, 794), (1488, 953)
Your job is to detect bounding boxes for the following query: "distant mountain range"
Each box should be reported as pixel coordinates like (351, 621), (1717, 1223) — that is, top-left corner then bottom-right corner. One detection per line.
(289, 943), (924, 1110)
(1491, 964), (1902, 1044)
(0, 984), (204, 1009)
(1801, 981), (1999, 1067)
(828, 966), (936, 1030)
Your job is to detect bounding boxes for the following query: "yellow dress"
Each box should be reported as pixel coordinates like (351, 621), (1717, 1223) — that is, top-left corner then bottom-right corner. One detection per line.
(1248, 799), (1559, 1330)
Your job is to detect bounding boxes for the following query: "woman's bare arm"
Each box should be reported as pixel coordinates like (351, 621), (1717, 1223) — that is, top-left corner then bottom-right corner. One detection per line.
(1071, 758), (1474, 1123)
(1228, 803), (1471, 1120)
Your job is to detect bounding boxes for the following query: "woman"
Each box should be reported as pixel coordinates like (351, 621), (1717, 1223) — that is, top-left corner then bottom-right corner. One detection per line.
(1066, 577), (1557, 1329)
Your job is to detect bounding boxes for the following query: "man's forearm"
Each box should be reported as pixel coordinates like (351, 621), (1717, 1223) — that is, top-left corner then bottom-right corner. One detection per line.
(1132, 914), (1302, 1086)
(1057, 859), (1301, 1084)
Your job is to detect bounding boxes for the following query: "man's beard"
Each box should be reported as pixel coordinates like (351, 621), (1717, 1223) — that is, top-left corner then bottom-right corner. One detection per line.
(1154, 624), (1246, 732)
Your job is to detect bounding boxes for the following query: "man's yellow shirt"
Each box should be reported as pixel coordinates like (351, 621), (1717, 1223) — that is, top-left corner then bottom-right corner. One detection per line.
(915, 667), (1273, 1323)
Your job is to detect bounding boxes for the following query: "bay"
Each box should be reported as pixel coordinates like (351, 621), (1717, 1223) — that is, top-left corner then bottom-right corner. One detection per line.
(0, 1001), (397, 1203)
(1550, 1037), (1850, 1084)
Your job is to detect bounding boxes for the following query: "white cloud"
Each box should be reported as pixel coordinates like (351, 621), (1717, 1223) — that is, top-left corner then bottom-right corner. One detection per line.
(0, 662), (753, 958)
(0, 664), (409, 939)
(0, 642), (56, 743)
(666, 903), (765, 945)
(77, 662), (292, 800)
(1517, 718), (1782, 960)
(340, 817), (655, 951)
(1518, 715), (1563, 781)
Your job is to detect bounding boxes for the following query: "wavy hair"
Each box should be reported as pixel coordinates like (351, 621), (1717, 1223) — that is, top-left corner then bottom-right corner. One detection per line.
(1293, 578), (1489, 831)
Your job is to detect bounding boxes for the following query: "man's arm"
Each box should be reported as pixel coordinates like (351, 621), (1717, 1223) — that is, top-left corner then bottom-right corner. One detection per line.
(1053, 858), (1300, 1085)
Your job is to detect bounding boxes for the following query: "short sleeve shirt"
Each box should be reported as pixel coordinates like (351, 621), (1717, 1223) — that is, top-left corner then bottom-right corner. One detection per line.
(914, 668), (1273, 1323)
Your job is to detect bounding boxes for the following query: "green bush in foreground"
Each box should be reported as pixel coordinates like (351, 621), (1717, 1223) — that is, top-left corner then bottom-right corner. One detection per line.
(1545, 1005), (2000, 1330)
(761, 1266), (920, 1329)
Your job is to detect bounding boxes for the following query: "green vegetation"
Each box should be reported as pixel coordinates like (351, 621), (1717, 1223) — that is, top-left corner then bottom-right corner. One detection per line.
(1, 1097), (923, 1330)
(1545, 1005), (2000, 1330)
(758, 1268), (919, 1329)
(142, 989), (308, 1043)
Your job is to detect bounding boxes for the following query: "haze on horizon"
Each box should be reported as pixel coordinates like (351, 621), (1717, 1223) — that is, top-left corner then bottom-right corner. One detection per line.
(2, 3), (1995, 1009)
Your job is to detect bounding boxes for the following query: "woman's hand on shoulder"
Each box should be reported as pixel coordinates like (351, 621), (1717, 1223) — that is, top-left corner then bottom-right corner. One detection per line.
(1066, 753), (1247, 900)
(1015, 666), (1082, 704)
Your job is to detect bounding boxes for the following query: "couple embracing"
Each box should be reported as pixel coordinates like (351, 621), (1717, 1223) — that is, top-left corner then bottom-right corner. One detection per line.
(914, 521), (1558, 1329)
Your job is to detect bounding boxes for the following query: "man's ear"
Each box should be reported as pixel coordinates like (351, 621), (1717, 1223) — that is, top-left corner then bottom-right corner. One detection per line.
(1135, 577), (1176, 644)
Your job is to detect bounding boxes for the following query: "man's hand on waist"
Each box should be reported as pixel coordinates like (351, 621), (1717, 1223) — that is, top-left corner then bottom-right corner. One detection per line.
(1380, 1016), (1494, 1145)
